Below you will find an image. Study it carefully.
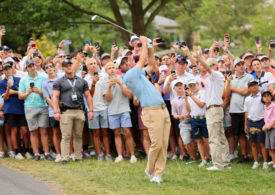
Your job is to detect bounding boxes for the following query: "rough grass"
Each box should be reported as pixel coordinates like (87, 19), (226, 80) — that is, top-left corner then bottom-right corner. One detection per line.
(0, 158), (275, 195)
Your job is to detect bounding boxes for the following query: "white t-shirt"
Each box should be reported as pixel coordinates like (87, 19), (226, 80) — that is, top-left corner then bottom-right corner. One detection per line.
(255, 72), (274, 92)
(188, 90), (206, 116)
(205, 70), (225, 107)
(244, 92), (264, 121)
(164, 71), (194, 101)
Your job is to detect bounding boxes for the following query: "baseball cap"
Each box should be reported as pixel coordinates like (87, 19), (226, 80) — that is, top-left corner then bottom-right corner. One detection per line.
(159, 65), (168, 72)
(174, 79), (183, 85)
(187, 78), (198, 85)
(247, 80), (258, 87)
(101, 53), (111, 60)
(116, 56), (128, 68)
(243, 53), (254, 60)
(122, 49), (132, 56)
(176, 55), (187, 63)
(2, 62), (12, 70)
(206, 58), (218, 66)
(62, 60), (72, 67)
(203, 48), (210, 54)
(129, 35), (139, 47)
(261, 89), (272, 96)
(26, 59), (36, 67)
(233, 58), (244, 67)
(217, 56), (224, 62)
(259, 56), (269, 61)
(2, 45), (10, 51)
(4, 57), (14, 64)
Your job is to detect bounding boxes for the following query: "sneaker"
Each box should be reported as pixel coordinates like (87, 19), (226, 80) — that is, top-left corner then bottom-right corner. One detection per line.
(15, 153), (24, 160)
(145, 169), (154, 179)
(55, 154), (62, 162)
(182, 155), (189, 161)
(114, 155), (123, 163)
(237, 155), (249, 163)
(206, 158), (212, 163)
(150, 176), (163, 184)
(166, 152), (173, 159)
(252, 161), (260, 169)
(206, 166), (222, 171)
(230, 154), (236, 161)
(130, 155), (137, 163)
(40, 154), (45, 160)
(0, 151), (4, 158)
(224, 165), (232, 170)
(25, 152), (32, 159)
(263, 162), (269, 170)
(69, 153), (75, 161)
(32, 154), (40, 161)
(89, 150), (96, 157)
(268, 161), (273, 165)
(198, 160), (207, 167)
(186, 158), (196, 164)
(179, 155), (183, 160)
(97, 153), (104, 161)
(45, 154), (54, 161)
(61, 160), (68, 165)
(83, 150), (90, 158)
(8, 151), (15, 158)
(233, 150), (238, 158)
(105, 154), (113, 161)
(171, 154), (177, 160)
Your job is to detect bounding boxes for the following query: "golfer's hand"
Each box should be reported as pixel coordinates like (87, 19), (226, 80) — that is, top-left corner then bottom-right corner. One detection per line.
(140, 36), (147, 44)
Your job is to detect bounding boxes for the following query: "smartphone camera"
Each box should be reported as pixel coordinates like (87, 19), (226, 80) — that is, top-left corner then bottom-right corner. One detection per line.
(255, 36), (260, 44)
(156, 38), (165, 43)
(94, 42), (100, 48)
(137, 43), (142, 48)
(170, 70), (176, 75)
(30, 82), (34, 88)
(94, 72), (98, 76)
(218, 41), (224, 47)
(270, 40), (275, 49)
(113, 41), (117, 46)
(85, 40), (91, 46)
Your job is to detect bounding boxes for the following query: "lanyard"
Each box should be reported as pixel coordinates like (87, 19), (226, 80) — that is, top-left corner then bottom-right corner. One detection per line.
(67, 79), (76, 91)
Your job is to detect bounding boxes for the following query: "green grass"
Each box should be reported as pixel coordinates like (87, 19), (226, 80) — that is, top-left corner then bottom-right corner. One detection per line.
(0, 158), (275, 195)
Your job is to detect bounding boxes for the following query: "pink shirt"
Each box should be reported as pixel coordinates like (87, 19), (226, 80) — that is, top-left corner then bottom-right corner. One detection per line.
(171, 96), (190, 123)
(264, 102), (275, 128)
(196, 73), (209, 92)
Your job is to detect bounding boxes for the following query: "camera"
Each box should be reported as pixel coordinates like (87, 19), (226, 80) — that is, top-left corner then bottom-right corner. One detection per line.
(255, 36), (260, 44)
(170, 70), (176, 75)
(94, 42), (100, 48)
(85, 40), (91, 46)
(270, 40), (275, 49)
(156, 38), (165, 43)
(30, 82), (34, 88)
(176, 41), (187, 48)
(113, 41), (117, 46)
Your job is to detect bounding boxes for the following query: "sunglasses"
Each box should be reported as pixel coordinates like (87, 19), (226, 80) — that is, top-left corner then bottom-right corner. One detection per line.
(131, 38), (139, 42)
(45, 65), (54, 70)
(214, 50), (219, 52)
(58, 55), (66, 58)
(162, 58), (170, 61)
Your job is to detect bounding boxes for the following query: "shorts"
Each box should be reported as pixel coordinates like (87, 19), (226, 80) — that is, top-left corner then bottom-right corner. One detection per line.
(88, 109), (108, 129)
(25, 107), (49, 131)
(230, 113), (245, 136)
(5, 114), (27, 128)
(265, 128), (275, 149)
(179, 122), (193, 145)
(190, 117), (208, 139)
(49, 117), (60, 128)
(247, 119), (265, 142)
(108, 112), (132, 130)
(165, 100), (174, 122)
(223, 107), (231, 127)
(172, 118), (180, 137)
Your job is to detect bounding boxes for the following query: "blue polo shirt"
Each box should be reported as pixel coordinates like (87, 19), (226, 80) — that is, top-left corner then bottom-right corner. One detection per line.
(18, 72), (47, 108)
(245, 69), (257, 79)
(123, 66), (164, 107)
(0, 77), (25, 114)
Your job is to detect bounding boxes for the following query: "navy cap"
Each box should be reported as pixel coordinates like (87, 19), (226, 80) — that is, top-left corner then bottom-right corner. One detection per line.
(62, 60), (72, 67)
(248, 80), (258, 87)
(2, 62), (12, 70)
(176, 55), (187, 63)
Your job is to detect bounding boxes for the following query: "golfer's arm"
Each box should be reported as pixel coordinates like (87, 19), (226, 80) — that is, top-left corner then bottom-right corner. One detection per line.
(197, 56), (212, 74)
(145, 48), (155, 74)
(137, 43), (148, 71)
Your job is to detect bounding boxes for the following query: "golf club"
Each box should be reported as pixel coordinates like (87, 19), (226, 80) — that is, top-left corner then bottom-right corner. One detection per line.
(91, 15), (138, 37)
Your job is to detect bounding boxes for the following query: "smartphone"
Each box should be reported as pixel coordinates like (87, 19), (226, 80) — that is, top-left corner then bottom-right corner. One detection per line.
(255, 36), (260, 44)
(170, 70), (176, 74)
(94, 72), (98, 76)
(160, 72), (165, 77)
(218, 41), (224, 47)
(63, 40), (72, 45)
(33, 53), (39, 58)
(30, 82), (34, 88)
(94, 42), (99, 47)
(156, 38), (165, 43)
(224, 34), (230, 42)
(29, 37), (34, 42)
(113, 41), (117, 46)
(31, 44), (36, 48)
(137, 43), (142, 47)
(226, 70), (232, 75)
(85, 40), (91, 46)
(1, 25), (5, 30)
(270, 40), (275, 49)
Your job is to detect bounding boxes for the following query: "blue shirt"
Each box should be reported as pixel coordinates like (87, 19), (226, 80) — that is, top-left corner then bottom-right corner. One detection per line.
(245, 69), (257, 79)
(0, 77), (25, 114)
(19, 72), (48, 108)
(123, 66), (164, 107)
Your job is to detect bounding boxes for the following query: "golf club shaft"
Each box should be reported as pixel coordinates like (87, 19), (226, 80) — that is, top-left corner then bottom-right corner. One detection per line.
(95, 15), (138, 36)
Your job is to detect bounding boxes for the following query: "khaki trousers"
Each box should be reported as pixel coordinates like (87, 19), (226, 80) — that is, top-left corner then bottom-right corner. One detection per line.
(206, 107), (230, 168)
(141, 105), (171, 177)
(60, 109), (85, 161)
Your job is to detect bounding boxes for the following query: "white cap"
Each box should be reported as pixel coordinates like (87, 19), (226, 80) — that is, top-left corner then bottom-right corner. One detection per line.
(129, 35), (139, 47)
(4, 57), (14, 64)
(243, 53), (254, 60)
(174, 79), (183, 85)
(116, 56), (128, 68)
(233, 58), (244, 67)
(259, 55), (269, 61)
(159, 65), (168, 72)
(206, 58), (218, 66)
(122, 49), (132, 56)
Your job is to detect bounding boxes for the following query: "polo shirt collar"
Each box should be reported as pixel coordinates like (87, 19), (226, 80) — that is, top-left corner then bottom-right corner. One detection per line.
(27, 71), (39, 80)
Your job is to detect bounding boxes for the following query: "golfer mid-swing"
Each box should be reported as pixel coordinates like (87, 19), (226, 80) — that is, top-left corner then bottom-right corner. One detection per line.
(123, 36), (171, 184)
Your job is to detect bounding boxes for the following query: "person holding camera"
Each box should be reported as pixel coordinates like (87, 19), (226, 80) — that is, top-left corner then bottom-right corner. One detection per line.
(52, 59), (94, 164)
(225, 58), (254, 163)
(18, 59), (53, 161)
(0, 62), (31, 160)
